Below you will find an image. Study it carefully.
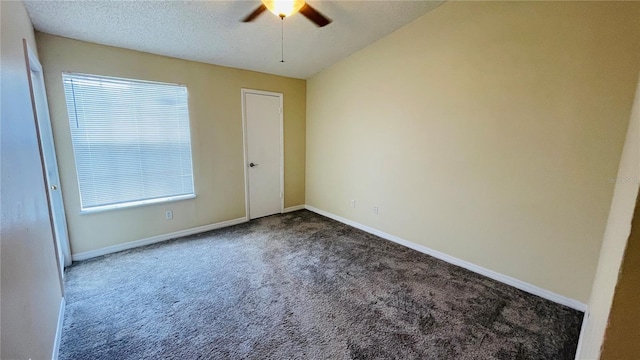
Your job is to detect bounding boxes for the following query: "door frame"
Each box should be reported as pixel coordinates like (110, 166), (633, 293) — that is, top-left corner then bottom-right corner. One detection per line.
(23, 40), (72, 283)
(241, 88), (284, 219)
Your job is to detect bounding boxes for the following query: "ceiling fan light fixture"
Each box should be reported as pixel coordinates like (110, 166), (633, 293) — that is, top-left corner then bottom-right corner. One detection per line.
(261, 0), (306, 18)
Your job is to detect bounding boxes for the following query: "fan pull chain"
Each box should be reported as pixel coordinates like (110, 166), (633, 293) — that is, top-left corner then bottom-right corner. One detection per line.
(280, 15), (285, 63)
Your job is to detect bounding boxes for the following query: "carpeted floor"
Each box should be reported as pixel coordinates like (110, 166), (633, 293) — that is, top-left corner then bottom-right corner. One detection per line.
(60, 210), (583, 359)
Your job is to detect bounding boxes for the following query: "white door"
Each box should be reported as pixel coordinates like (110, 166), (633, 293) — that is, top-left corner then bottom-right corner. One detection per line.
(23, 40), (72, 271)
(243, 90), (283, 219)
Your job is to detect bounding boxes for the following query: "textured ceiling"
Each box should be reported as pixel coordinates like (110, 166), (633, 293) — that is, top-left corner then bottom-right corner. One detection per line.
(24, 0), (443, 79)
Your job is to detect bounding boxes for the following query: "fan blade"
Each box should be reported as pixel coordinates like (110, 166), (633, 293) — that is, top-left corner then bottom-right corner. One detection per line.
(299, 4), (332, 27)
(242, 4), (267, 22)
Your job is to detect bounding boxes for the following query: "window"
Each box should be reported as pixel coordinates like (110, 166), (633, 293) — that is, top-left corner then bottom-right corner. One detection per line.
(62, 73), (195, 213)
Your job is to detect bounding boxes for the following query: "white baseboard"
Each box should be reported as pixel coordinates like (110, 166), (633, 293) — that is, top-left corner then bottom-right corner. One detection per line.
(72, 217), (248, 261)
(52, 297), (65, 360)
(283, 205), (305, 213)
(304, 205), (587, 312)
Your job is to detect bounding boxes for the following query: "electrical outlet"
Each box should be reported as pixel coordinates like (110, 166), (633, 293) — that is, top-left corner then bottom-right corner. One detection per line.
(165, 210), (173, 220)
(372, 206), (379, 215)
(350, 200), (356, 208)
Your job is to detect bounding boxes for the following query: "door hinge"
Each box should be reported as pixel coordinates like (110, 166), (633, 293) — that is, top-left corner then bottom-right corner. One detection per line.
(280, 192), (283, 199)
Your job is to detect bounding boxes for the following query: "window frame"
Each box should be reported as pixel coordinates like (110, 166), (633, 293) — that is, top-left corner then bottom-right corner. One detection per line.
(61, 72), (197, 214)
(79, 193), (196, 214)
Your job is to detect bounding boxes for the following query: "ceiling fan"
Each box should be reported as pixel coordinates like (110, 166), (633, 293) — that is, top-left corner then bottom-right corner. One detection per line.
(242, 0), (332, 27)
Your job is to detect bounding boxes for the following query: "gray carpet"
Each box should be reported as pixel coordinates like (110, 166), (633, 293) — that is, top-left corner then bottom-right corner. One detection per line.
(60, 210), (583, 359)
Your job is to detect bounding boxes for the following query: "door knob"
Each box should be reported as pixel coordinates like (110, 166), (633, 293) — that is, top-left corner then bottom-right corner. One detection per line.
(50, 185), (58, 190)
(249, 162), (259, 168)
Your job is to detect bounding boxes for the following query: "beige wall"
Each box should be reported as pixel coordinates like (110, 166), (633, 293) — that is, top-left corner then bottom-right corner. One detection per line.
(0, 1), (64, 359)
(306, 1), (640, 303)
(577, 74), (640, 359)
(36, 33), (306, 255)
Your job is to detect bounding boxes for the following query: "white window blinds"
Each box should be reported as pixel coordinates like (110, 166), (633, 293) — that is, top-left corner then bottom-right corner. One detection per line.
(62, 73), (195, 212)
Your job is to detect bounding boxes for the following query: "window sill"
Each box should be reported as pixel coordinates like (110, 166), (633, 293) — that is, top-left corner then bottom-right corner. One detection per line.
(80, 194), (196, 215)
